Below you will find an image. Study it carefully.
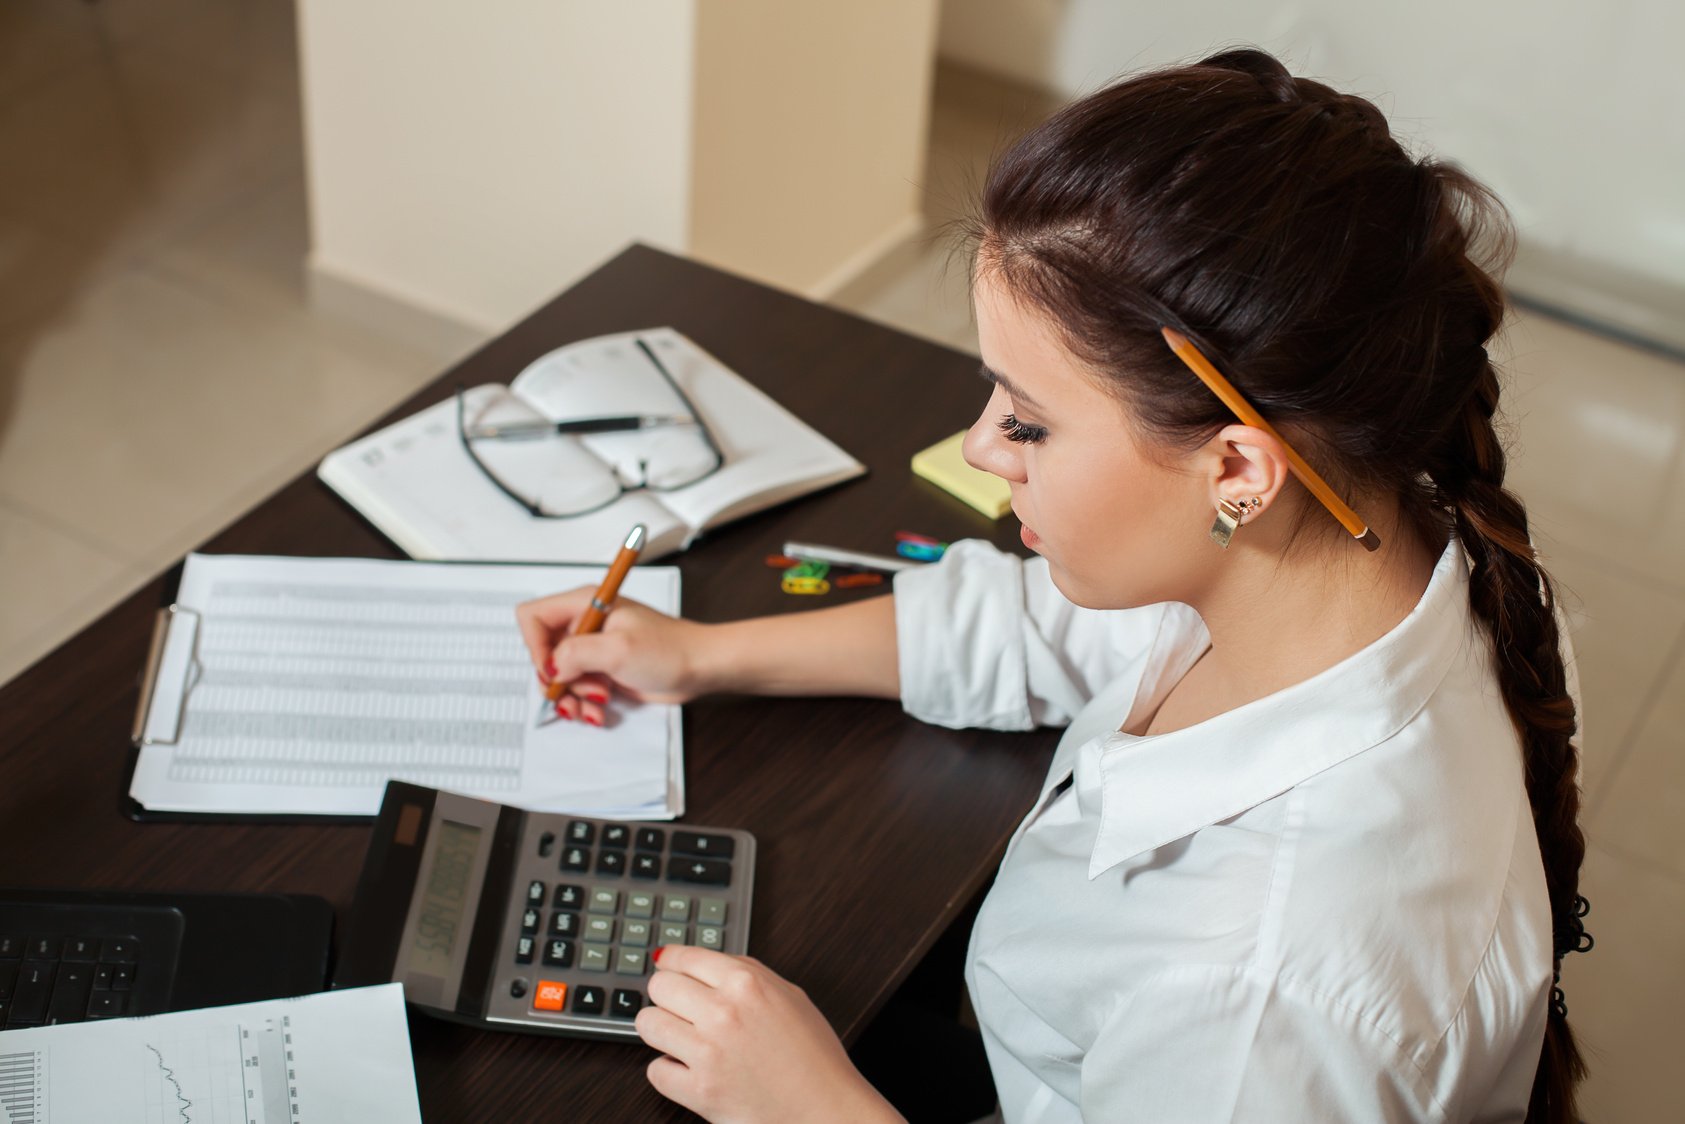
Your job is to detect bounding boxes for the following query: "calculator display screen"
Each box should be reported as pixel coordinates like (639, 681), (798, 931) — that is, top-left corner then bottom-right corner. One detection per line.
(409, 820), (481, 978)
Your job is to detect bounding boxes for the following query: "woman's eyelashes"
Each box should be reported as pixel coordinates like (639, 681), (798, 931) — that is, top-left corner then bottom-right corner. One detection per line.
(997, 413), (1048, 444)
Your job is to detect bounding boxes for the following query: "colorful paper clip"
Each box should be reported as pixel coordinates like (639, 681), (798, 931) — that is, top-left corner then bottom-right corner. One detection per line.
(834, 572), (884, 589)
(765, 554), (802, 569)
(781, 575), (832, 595)
(782, 560), (830, 580)
(894, 531), (944, 547)
(895, 540), (947, 562)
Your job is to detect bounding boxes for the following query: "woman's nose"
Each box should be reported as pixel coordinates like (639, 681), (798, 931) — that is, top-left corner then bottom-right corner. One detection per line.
(962, 391), (1027, 483)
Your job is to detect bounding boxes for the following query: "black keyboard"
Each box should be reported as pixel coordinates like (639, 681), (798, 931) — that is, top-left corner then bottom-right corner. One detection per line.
(0, 904), (183, 1028)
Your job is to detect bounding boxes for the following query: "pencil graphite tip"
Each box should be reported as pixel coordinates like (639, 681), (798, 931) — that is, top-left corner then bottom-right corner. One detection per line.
(624, 524), (646, 552)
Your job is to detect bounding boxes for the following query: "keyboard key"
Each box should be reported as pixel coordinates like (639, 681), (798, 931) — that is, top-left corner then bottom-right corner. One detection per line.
(537, 831), (556, 858)
(514, 936), (535, 965)
(626, 892), (657, 919)
(661, 896), (691, 923)
(92, 964), (113, 989)
(630, 853), (661, 880)
(580, 945), (610, 972)
(0, 936), (20, 958)
(526, 880), (547, 905)
(509, 978), (529, 1000)
(697, 926), (724, 950)
(566, 821), (595, 845)
(697, 898), (728, 926)
(588, 888), (619, 914)
(616, 949), (647, 976)
(28, 937), (60, 959)
(584, 917), (615, 943)
(610, 988), (643, 1018)
(49, 964), (94, 1022)
(86, 991), (125, 1018)
(671, 857), (731, 886)
(62, 937), (99, 962)
(12, 961), (55, 1023)
(533, 980), (568, 1012)
(600, 825), (631, 848)
(99, 938), (138, 963)
(634, 827), (665, 852)
(658, 923), (688, 946)
(0, 961), (16, 999)
(554, 884), (586, 909)
(572, 985), (605, 1015)
(541, 940), (575, 968)
(595, 850), (625, 877)
(520, 908), (541, 934)
(110, 965), (134, 991)
(548, 912), (579, 938)
(671, 831), (735, 859)
(561, 846), (592, 873)
(622, 920), (652, 948)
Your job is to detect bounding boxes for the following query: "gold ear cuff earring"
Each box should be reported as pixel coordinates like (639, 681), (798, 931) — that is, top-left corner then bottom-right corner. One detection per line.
(1209, 496), (1262, 549)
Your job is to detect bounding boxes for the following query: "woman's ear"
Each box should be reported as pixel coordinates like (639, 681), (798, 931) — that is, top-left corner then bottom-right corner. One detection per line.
(1205, 424), (1290, 523)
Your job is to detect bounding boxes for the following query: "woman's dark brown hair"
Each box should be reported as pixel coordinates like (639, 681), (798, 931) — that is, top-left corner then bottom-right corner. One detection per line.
(976, 48), (1589, 1120)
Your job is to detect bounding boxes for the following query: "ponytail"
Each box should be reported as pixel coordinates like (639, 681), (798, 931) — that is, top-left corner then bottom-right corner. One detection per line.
(1433, 362), (1592, 1123)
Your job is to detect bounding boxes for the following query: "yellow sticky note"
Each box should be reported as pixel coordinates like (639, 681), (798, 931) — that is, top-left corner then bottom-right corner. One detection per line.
(911, 431), (1012, 519)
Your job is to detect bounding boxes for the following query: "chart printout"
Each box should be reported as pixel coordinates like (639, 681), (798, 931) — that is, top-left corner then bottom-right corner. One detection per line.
(129, 554), (682, 818)
(0, 984), (419, 1124)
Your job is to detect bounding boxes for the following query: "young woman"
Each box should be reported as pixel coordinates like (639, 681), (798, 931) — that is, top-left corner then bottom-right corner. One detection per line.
(517, 49), (1589, 1123)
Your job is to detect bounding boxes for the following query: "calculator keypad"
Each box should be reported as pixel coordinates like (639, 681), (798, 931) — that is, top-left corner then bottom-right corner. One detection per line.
(493, 817), (754, 1039)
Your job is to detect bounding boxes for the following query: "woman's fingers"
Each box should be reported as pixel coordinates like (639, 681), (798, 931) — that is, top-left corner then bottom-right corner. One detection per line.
(514, 587), (595, 677)
(646, 962), (723, 1027)
(634, 1003), (706, 1060)
(650, 945), (750, 991)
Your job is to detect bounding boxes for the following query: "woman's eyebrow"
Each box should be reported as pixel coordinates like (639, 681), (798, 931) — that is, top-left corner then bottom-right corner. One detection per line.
(978, 363), (1046, 413)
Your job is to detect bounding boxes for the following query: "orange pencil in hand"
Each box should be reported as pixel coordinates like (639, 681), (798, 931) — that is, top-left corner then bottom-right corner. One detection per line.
(539, 524), (646, 721)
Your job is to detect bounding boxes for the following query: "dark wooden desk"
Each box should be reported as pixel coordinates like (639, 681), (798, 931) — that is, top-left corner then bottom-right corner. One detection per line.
(0, 245), (1057, 1120)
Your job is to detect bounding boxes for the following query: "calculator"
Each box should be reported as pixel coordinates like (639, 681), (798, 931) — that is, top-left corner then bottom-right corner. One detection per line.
(335, 781), (756, 1039)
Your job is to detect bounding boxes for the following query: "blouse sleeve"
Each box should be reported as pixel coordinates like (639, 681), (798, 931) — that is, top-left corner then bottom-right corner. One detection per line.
(1079, 966), (1440, 1122)
(892, 539), (1181, 731)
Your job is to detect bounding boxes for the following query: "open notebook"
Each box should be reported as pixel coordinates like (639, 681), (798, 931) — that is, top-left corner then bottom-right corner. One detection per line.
(318, 328), (866, 563)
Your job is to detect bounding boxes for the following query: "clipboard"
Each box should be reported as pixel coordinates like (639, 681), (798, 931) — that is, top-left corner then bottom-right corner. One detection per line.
(123, 562), (373, 824)
(120, 552), (684, 825)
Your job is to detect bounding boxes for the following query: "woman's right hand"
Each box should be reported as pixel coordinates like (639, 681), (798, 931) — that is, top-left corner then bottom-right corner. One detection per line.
(515, 587), (716, 725)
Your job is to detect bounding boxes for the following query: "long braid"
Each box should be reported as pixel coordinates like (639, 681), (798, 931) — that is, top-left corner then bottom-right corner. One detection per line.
(1430, 310), (1591, 1124)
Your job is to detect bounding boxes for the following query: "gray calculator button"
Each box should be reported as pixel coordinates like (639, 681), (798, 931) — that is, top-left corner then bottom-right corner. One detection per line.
(627, 892), (656, 919)
(661, 895), (691, 922)
(585, 916), (616, 943)
(697, 926), (724, 950)
(697, 898), (728, 926)
(616, 948), (647, 976)
(622, 920), (652, 948)
(589, 888), (619, 914)
(580, 944), (610, 972)
(658, 923), (688, 946)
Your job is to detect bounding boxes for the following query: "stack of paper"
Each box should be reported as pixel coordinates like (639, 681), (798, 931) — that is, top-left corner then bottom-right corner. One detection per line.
(131, 554), (683, 819)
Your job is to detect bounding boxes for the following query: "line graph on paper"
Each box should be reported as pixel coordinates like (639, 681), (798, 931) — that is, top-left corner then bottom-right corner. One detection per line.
(135, 1014), (297, 1124)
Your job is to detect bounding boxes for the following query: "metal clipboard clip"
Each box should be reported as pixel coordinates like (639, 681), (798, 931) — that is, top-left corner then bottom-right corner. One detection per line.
(130, 604), (203, 747)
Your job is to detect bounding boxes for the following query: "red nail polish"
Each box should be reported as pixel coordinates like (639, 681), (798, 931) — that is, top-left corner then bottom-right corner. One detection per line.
(584, 713), (602, 727)
(652, 947), (662, 964)
(584, 691), (607, 704)
(545, 658), (557, 679)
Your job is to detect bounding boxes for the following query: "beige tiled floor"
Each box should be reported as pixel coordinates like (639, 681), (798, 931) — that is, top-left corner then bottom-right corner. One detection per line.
(1, 7), (1680, 1118)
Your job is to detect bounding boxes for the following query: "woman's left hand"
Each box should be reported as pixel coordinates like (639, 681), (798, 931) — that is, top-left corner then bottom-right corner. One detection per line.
(635, 945), (904, 1124)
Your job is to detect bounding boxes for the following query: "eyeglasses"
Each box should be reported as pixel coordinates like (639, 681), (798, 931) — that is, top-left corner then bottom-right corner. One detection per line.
(457, 336), (725, 518)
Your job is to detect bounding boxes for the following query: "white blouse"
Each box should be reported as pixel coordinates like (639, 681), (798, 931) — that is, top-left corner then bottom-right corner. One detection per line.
(893, 539), (1561, 1123)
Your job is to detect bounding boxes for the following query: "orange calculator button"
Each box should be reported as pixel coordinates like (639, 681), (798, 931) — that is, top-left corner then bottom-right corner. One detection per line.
(533, 980), (568, 1011)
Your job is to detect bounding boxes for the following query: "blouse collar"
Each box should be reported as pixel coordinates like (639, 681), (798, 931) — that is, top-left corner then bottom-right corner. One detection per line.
(1080, 539), (1473, 880)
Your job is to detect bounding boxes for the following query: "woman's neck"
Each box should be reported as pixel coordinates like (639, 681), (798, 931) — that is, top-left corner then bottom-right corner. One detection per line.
(1147, 506), (1442, 736)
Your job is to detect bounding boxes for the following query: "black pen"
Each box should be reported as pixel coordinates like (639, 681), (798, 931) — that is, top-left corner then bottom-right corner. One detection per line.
(464, 415), (699, 440)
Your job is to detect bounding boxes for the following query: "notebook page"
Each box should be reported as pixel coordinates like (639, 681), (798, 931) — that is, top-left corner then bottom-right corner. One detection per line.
(512, 329), (865, 538)
(131, 554), (682, 818)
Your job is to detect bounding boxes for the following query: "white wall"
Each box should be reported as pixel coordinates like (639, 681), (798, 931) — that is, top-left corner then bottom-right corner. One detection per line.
(939, 0), (1685, 348)
(298, 2), (696, 335)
